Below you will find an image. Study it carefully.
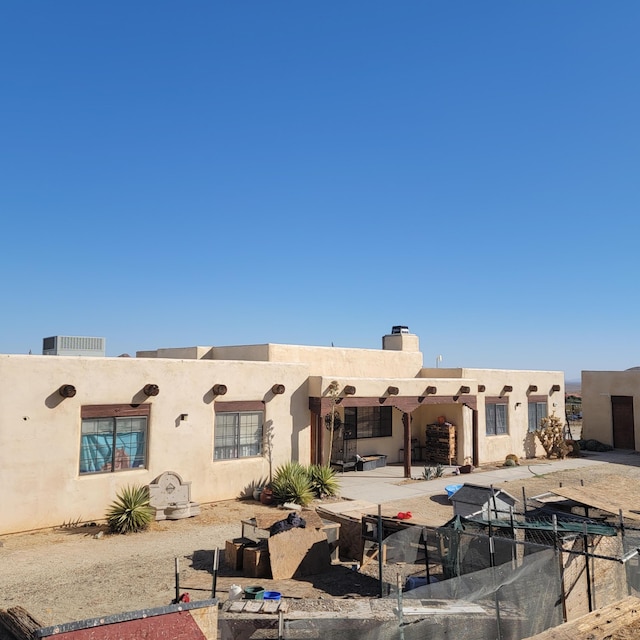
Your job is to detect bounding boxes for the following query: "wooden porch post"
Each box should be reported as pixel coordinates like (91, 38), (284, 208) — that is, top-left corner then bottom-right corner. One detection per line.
(403, 412), (412, 478)
(316, 410), (325, 466)
(308, 401), (325, 466)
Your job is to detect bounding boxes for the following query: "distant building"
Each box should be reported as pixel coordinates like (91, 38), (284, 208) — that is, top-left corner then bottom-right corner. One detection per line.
(42, 335), (105, 357)
(582, 368), (640, 450)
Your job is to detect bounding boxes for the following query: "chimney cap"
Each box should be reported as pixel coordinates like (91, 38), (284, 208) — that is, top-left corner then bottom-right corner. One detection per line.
(391, 325), (409, 334)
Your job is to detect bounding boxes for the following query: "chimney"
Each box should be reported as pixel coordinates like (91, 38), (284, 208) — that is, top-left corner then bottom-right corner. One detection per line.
(382, 326), (420, 352)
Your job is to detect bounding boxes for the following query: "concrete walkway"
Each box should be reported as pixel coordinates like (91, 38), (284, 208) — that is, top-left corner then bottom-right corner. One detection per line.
(333, 450), (634, 507)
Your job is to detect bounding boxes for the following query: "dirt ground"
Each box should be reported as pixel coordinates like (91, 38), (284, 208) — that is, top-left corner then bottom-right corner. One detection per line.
(0, 499), (381, 627)
(3, 453), (640, 628)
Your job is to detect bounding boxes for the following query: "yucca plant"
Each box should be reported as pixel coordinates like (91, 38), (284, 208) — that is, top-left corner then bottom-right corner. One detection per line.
(422, 465), (436, 481)
(271, 462), (314, 506)
(308, 464), (339, 498)
(106, 484), (155, 534)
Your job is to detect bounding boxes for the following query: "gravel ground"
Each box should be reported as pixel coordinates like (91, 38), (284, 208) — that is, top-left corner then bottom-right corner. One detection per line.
(3, 453), (640, 628)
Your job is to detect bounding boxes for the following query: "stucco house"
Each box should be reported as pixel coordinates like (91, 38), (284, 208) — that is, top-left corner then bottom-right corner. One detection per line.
(582, 368), (640, 450)
(0, 328), (564, 535)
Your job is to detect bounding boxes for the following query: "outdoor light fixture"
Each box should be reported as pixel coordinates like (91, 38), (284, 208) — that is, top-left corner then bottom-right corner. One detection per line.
(143, 384), (160, 397)
(212, 384), (228, 396)
(528, 385), (538, 393)
(271, 384), (286, 395)
(343, 385), (356, 395)
(58, 384), (76, 398)
(459, 386), (471, 394)
(425, 386), (437, 394)
(180, 413), (188, 421)
(478, 385), (486, 392)
(387, 386), (399, 395)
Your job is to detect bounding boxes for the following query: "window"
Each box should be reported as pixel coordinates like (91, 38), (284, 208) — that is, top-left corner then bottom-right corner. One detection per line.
(343, 406), (392, 440)
(214, 411), (263, 460)
(528, 402), (548, 432)
(80, 405), (149, 474)
(486, 402), (508, 436)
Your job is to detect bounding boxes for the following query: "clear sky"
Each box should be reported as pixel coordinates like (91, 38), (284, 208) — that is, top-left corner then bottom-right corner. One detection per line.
(1, 2), (639, 380)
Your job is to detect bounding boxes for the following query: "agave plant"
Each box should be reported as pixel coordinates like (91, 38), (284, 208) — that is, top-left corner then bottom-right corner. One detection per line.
(106, 484), (155, 534)
(308, 464), (339, 498)
(271, 462), (314, 506)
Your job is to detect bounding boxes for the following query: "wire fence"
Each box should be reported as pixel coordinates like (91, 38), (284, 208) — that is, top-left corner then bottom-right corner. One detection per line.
(349, 506), (640, 640)
(216, 506), (640, 639)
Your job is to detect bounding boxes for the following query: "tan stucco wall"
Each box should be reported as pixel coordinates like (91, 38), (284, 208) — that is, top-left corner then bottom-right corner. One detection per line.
(140, 343), (425, 379)
(1, 340), (564, 534)
(137, 346), (215, 360)
(209, 344), (271, 362)
(468, 369), (564, 463)
(0, 354), (309, 535)
(311, 368), (564, 466)
(219, 343), (424, 379)
(582, 370), (640, 447)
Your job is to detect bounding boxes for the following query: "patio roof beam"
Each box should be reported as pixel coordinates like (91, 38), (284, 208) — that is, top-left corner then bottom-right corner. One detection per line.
(310, 394), (477, 414)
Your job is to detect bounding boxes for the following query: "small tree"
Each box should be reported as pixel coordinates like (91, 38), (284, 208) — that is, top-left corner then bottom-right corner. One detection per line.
(535, 413), (570, 459)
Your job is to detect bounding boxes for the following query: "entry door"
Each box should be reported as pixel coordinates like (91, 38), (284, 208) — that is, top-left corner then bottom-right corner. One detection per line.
(612, 396), (635, 449)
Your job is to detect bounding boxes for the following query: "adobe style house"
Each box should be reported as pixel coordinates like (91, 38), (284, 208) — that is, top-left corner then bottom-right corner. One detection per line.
(0, 328), (564, 535)
(582, 369), (640, 450)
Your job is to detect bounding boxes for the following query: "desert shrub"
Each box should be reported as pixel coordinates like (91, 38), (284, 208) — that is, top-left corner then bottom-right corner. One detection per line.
(308, 464), (339, 498)
(422, 464), (444, 480)
(271, 462), (315, 506)
(106, 484), (154, 534)
(272, 462), (340, 505)
(535, 414), (570, 459)
(564, 439), (581, 457)
(580, 439), (614, 452)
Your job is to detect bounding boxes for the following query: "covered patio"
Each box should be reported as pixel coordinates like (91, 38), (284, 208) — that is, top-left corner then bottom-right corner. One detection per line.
(308, 376), (479, 477)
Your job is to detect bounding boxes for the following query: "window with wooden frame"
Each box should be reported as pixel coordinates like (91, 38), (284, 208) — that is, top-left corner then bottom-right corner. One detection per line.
(214, 402), (264, 460)
(343, 406), (392, 440)
(528, 400), (548, 432)
(80, 405), (149, 474)
(485, 401), (508, 436)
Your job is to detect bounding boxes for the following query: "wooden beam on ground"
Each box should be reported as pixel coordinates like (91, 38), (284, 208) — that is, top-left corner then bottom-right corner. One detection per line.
(552, 483), (640, 520)
(526, 595), (640, 639)
(0, 607), (43, 640)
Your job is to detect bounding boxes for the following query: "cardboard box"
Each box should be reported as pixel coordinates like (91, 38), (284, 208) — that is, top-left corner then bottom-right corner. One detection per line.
(225, 537), (253, 571)
(243, 546), (270, 578)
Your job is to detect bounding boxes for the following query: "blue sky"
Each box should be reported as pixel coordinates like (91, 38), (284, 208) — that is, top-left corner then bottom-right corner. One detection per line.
(1, 2), (639, 380)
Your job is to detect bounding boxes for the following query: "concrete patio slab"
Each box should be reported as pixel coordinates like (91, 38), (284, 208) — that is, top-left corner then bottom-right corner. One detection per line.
(333, 451), (627, 507)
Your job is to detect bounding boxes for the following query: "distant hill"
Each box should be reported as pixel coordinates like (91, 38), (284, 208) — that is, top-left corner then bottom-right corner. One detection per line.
(565, 380), (581, 394)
